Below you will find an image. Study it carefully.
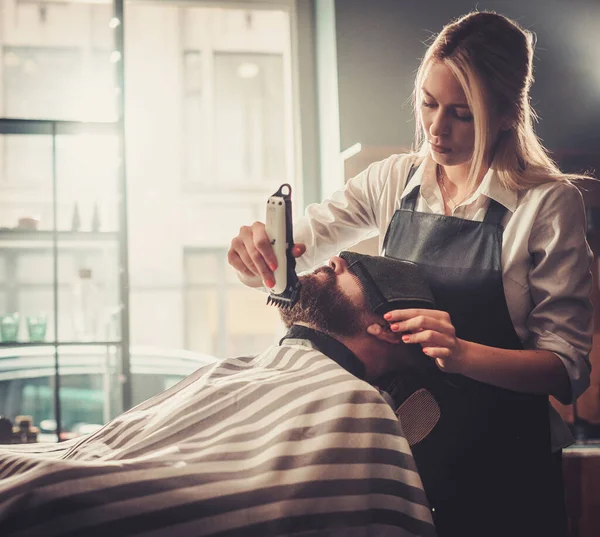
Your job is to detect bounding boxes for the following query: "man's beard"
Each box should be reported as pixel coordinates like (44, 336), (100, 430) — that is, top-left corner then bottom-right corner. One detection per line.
(279, 266), (365, 337)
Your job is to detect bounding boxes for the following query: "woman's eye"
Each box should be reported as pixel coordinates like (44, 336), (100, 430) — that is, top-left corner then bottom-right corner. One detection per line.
(421, 101), (436, 108)
(454, 111), (474, 122)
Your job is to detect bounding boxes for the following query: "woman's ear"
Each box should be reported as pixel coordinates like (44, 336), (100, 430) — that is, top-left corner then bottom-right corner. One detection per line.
(366, 323), (401, 345)
(500, 114), (516, 131)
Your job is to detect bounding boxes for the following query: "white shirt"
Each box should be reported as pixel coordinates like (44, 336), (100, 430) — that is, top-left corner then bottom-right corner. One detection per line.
(294, 152), (594, 451)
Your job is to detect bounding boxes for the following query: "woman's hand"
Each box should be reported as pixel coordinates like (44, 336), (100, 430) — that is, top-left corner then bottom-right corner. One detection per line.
(368, 309), (571, 399)
(227, 222), (306, 288)
(371, 308), (469, 373)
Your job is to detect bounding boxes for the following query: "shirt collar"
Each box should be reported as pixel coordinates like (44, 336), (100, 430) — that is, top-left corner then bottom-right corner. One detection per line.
(400, 156), (427, 200)
(279, 324), (366, 380)
(401, 154), (518, 213)
(477, 163), (518, 212)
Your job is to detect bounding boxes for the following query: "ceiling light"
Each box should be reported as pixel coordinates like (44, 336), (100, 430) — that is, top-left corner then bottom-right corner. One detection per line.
(237, 62), (259, 79)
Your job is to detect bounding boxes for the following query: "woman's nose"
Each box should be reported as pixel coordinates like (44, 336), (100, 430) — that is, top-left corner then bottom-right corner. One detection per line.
(429, 110), (450, 137)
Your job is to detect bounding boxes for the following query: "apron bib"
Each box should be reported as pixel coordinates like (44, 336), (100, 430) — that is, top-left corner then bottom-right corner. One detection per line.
(380, 171), (566, 537)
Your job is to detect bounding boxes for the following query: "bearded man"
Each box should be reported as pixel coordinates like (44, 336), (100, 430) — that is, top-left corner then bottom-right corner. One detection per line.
(0, 252), (437, 537)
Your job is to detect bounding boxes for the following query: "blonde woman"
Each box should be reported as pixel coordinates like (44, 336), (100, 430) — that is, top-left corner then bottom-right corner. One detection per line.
(228, 11), (592, 536)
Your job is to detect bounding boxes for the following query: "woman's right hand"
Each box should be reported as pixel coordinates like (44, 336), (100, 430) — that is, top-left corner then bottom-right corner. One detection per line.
(227, 222), (306, 288)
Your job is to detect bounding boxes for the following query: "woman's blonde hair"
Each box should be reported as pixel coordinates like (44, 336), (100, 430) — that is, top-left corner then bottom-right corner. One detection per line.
(413, 11), (582, 191)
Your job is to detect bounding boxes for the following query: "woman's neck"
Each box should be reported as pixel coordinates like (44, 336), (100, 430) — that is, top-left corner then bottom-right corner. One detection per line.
(440, 162), (487, 194)
(436, 161), (488, 214)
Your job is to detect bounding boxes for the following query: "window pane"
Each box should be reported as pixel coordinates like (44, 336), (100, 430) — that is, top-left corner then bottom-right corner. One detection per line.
(184, 250), (285, 357)
(214, 53), (286, 186)
(0, 345), (213, 443)
(0, 2), (115, 121)
(183, 51), (206, 183)
(0, 134), (54, 231)
(184, 251), (219, 285)
(126, 3), (296, 356)
(56, 133), (120, 233)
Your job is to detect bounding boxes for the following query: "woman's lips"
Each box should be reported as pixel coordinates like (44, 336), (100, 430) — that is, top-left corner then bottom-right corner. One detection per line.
(429, 142), (451, 154)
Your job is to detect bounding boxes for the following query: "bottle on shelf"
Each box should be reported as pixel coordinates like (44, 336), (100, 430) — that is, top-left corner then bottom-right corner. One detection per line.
(12, 415), (38, 444)
(72, 268), (103, 342)
(91, 202), (101, 232)
(71, 202), (81, 232)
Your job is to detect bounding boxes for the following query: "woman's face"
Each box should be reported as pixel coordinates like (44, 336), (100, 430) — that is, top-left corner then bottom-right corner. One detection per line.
(420, 61), (476, 167)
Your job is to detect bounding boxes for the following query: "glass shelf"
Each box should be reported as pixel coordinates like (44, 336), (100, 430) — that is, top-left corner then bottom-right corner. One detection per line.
(0, 118), (118, 136)
(0, 341), (122, 348)
(0, 230), (119, 251)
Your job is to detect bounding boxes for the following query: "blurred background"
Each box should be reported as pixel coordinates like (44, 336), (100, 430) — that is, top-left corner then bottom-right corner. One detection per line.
(0, 0), (599, 532)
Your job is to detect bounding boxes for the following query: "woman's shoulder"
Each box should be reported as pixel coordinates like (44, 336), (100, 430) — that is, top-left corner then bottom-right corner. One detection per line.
(356, 152), (422, 192)
(362, 151), (422, 176)
(520, 178), (584, 204)
(516, 179), (586, 223)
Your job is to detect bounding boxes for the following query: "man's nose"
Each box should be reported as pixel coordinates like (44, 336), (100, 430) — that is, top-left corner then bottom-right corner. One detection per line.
(329, 255), (348, 274)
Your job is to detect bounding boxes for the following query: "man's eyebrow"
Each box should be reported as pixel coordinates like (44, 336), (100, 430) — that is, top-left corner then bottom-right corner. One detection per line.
(421, 88), (470, 109)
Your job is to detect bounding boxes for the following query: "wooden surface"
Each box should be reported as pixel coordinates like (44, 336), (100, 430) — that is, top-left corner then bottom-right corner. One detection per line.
(564, 446), (600, 537)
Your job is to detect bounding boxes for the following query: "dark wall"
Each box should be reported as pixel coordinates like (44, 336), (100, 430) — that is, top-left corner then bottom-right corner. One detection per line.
(334, 0), (600, 154)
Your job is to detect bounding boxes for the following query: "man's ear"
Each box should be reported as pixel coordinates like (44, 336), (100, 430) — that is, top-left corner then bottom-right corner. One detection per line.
(366, 323), (401, 345)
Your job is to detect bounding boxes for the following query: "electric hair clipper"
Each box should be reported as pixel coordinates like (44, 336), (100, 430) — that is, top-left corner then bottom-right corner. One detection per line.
(265, 184), (302, 309)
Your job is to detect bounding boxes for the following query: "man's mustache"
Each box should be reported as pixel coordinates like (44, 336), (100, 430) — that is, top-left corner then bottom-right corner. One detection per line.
(294, 265), (336, 310)
(302, 265), (335, 281)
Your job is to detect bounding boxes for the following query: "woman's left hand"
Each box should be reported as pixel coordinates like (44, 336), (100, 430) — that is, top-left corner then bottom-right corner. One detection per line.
(380, 308), (468, 373)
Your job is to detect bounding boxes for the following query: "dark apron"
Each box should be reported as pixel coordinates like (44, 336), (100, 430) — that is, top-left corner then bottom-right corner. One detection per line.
(379, 173), (567, 537)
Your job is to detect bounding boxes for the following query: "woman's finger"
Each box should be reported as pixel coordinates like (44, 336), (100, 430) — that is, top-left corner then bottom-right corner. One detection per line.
(227, 249), (255, 277)
(292, 243), (306, 258)
(391, 314), (455, 337)
(251, 222), (279, 271)
(228, 233), (258, 274)
(422, 347), (452, 359)
(402, 329), (455, 348)
(385, 308), (451, 323)
(241, 233), (276, 287)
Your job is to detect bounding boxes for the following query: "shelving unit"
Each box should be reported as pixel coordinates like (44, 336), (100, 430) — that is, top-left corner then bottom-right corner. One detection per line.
(0, 114), (129, 439)
(0, 0), (130, 440)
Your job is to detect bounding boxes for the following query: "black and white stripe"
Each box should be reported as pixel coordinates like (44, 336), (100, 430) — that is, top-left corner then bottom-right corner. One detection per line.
(0, 345), (436, 537)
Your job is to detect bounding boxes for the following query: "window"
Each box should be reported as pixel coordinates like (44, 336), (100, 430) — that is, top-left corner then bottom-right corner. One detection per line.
(214, 52), (286, 186)
(182, 51), (206, 183)
(126, 3), (299, 356)
(0, 347), (215, 440)
(184, 248), (285, 357)
(180, 8), (293, 188)
(1, 0), (115, 122)
(0, 1), (301, 434)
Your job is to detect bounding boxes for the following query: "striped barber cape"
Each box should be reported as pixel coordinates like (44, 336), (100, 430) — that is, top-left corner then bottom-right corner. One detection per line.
(0, 342), (436, 537)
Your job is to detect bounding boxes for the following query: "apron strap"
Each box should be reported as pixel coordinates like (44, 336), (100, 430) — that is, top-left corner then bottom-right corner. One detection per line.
(400, 166), (508, 228)
(399, 166), (420, 211)
(483, 198), (508, 226)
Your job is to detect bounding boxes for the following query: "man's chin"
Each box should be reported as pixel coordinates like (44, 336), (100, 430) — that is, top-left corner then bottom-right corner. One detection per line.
(278, 267), (364, 337)
(279, 305), (364, 339)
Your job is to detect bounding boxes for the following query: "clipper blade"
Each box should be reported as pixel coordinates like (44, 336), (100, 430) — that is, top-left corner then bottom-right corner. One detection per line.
(266, 280), (302, 310)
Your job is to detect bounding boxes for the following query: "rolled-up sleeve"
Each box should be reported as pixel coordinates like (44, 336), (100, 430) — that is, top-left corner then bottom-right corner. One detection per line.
(294, 156), (400, 272)
(526, 182), (594, 404)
